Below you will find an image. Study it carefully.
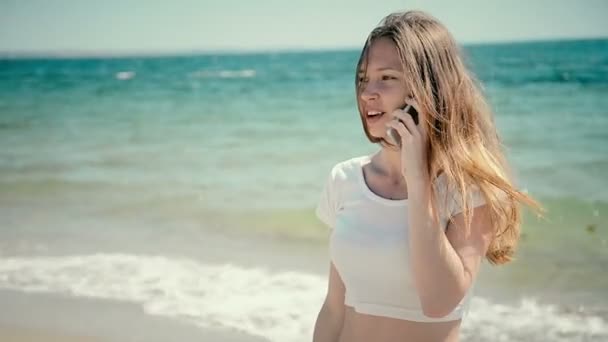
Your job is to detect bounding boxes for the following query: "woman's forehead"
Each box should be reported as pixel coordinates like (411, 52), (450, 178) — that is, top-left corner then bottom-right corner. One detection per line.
(360, 38), (403, 72)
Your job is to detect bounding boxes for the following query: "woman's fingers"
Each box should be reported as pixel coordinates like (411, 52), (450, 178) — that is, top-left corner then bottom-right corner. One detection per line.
(392, 108), (420, 138)
(386, 120), (412, 144)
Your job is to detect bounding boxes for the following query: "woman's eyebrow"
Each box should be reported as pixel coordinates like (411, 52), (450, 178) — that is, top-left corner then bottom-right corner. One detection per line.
(358, 67), (402, 74)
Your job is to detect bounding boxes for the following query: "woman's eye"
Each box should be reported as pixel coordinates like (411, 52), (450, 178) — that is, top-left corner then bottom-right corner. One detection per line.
(358, 77), (368, 83)
(382, 75), (397, 81)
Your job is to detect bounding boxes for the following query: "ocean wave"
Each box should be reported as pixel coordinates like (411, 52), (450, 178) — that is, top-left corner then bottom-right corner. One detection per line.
(115, 71), (136, 80)
(190, 69), (256, 79)
(0, 254), (605, 341)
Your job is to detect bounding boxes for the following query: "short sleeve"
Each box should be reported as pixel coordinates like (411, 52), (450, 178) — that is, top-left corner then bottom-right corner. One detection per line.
(315, 166), (339, 229)
(450, 185), (487, 216)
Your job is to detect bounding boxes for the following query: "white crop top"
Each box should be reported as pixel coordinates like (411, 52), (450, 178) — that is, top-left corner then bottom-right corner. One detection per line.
(315, 154), (486, 322)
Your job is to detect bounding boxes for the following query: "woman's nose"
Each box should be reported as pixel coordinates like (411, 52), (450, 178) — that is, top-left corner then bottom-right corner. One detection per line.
(360, 82), (379, 102)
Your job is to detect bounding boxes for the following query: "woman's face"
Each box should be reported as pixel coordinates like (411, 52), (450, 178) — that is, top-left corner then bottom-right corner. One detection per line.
(358, 37), (409, 140)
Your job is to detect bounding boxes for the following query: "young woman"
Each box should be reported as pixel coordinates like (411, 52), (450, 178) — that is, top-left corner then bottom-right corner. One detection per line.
(312, 10), (540, 342)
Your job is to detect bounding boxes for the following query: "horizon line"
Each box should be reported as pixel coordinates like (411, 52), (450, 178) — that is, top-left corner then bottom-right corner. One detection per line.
(1, 35), (606, 60)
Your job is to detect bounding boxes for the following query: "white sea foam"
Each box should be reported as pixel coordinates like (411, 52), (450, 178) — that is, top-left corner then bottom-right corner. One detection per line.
(190, 69), (256, 79)
(115, 71), (136, 80)
(0, 254), (605, 342)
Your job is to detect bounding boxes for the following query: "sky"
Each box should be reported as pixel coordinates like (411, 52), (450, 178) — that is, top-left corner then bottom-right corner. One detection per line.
(1, 0), (607, 56)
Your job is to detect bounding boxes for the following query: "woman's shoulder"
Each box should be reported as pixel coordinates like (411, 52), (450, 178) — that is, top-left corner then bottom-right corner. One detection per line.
(328, 154), (370, 181)
(431, 172), (488, 218)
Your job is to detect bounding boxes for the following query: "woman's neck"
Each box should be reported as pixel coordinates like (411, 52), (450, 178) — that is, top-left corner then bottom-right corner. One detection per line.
(372, 148), (405, 184)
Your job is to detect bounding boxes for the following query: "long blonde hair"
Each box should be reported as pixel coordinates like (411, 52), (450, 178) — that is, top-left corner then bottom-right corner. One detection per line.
(355, 10), (543, 265)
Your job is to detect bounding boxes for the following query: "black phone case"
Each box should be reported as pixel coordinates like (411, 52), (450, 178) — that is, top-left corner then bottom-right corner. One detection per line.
(403, 104), (419, 125)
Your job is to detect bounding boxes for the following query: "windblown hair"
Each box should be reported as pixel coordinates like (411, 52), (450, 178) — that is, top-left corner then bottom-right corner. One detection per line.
(355, 10), (543, 265)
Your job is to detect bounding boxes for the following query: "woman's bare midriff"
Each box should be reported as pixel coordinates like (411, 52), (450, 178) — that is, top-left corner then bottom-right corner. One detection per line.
(338, 305), (461, 342)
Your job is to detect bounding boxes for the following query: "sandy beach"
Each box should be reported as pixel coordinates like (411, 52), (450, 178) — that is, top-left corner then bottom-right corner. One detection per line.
(0, 289), (267, 342)
(0, 324), (101, 342)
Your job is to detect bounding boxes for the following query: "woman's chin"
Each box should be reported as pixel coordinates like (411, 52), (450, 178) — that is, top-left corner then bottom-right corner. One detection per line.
(368, 127), (384, 137)
(371, 133), (398, 147)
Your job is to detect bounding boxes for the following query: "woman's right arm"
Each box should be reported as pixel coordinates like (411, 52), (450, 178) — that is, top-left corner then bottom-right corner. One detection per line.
(313, 261), (346, 342)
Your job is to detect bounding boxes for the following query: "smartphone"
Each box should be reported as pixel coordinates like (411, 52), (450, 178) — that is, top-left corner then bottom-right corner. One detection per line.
(386, 104), (419, 147)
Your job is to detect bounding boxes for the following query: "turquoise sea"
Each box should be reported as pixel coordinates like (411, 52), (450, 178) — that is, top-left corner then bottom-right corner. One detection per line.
(1, 38), (607, 341)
